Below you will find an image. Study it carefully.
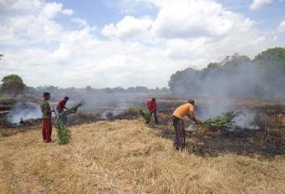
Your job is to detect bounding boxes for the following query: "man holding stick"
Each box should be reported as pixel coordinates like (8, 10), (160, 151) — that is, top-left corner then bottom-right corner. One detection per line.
(172, 100), (202, 151)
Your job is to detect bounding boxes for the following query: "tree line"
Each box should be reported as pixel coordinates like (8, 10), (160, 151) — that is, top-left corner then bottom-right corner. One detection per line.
(0, 75), (169, 98)
(168, 47), (285, 99)
(1, 47), (285, 99)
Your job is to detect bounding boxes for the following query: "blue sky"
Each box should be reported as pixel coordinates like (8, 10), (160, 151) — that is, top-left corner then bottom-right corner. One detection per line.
(0, 0), (285, 89)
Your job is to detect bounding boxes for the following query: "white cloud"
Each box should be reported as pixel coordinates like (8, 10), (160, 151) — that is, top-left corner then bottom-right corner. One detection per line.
(150, 0), (276, 64)
(6, 15), (63, 44)
(41, 2), (63, 19)
(71, 18), (88, 27)
(102, 15), (153, 39)
(151, 0), (237, 38)
(11, 0), (43, 12)
(277, 21), (285, 32)
(62, 9), (73, 16)
(0, 0), (283, 89)
(0, 1), (82, 45)
(249, 0), (274, 10)
(0, 0), (17, 9)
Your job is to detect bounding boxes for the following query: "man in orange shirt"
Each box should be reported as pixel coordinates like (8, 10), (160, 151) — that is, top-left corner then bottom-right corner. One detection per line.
(172, 100), (202, 151)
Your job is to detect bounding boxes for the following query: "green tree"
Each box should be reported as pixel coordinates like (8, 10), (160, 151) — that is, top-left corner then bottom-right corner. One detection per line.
(254, 47), (285, 95)
(168, 67), (200, 95)
(0, 74), (26, 96)
(254, 47), (285, 68)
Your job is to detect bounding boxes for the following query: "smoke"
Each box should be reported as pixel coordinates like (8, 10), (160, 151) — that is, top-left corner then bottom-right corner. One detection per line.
(48, 90), (150, 119)
(7, 102), (41, 123)
(198, 59), (261, 98)
(169, 54), (285, 129)
(15, 52), (282, 129)
(5, 87), (152, 124)
(233, 110), (259, 130)
(196, 102), (259, 129)
(197, 100), (232, 120)
(170, 54), (285, 100)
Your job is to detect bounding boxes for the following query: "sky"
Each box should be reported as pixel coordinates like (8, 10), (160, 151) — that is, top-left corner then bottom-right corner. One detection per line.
(0, 0), (285, 89)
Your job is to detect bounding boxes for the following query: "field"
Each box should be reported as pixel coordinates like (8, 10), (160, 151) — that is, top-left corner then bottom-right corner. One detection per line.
(1, 97), (285, 193)
(1, 120), (285, 193)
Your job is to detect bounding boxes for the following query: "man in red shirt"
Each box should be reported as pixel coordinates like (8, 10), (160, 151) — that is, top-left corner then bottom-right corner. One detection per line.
(147, 97), (159, 124)
(56, 96), (69, 125)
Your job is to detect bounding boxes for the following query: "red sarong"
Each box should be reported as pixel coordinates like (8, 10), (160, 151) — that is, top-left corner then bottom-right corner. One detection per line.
(42, 118), (52, 143)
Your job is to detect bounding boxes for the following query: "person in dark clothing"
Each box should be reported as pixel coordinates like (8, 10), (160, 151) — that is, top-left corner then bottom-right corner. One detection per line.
(147, 97), (159, 124)
(56, 96), (69, 125)
(172, 100), (202, 151)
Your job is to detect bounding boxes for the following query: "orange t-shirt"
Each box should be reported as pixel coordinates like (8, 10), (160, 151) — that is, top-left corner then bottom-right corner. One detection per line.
(172, 103), (194, 119)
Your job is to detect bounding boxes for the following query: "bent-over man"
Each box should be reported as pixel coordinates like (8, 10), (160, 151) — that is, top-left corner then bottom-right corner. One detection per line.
(147, 97), (159, 124)
(56, 96), (69, 125)
(172, 100), (202, 151)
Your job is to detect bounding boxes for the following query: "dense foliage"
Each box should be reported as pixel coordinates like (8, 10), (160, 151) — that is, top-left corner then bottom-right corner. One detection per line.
(56, 119), (72, 145)
(56, 102), (84, 144)
(139, 109), (151, 124)
(204, 111), (241, 130)
(0, 74), (26, 96)
(254, 47), (285, 68)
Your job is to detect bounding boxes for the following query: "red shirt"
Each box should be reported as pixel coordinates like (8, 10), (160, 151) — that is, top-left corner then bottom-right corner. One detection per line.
(56, 100), (67, 111)
(147, 100), (157, 112)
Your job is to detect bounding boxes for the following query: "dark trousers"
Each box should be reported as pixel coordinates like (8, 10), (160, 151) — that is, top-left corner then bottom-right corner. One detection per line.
(151, 111), (159, 124)
(42, 118), (52, 143)
(172, 116), (185, 150)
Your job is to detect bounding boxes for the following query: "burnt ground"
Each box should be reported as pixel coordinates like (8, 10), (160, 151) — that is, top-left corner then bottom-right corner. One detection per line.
(135, 98), (285, 158)
(66, 100), (285, 158)
(149, 111), (285, 158)
(1, 97), (285, 158)
(155, 121), (285, 159)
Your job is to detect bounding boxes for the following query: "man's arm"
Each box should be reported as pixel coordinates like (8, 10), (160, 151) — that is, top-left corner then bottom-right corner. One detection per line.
(43, 103), (52, 115)
(187, 112), (202, 124)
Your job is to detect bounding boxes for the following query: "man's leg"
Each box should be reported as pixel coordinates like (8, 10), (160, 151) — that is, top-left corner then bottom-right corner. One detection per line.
(42, 119), (47, 142)
(45, 119), (52, 143)
(176, 120), (185, 150)
(62, 114), (67, 125)
(173, 117), (180, 150)
(153, 111), (159, 124)
(182, 124), (186, 149)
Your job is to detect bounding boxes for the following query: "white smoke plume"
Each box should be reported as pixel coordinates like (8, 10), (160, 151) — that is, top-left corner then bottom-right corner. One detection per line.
(7, 102), (41, 123)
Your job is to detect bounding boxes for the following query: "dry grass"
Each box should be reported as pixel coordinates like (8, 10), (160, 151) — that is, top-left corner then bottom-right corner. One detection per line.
(1, 119), (285, 194)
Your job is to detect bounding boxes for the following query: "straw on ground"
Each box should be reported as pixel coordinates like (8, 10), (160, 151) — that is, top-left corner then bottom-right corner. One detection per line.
(0, 119), (285, 194)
